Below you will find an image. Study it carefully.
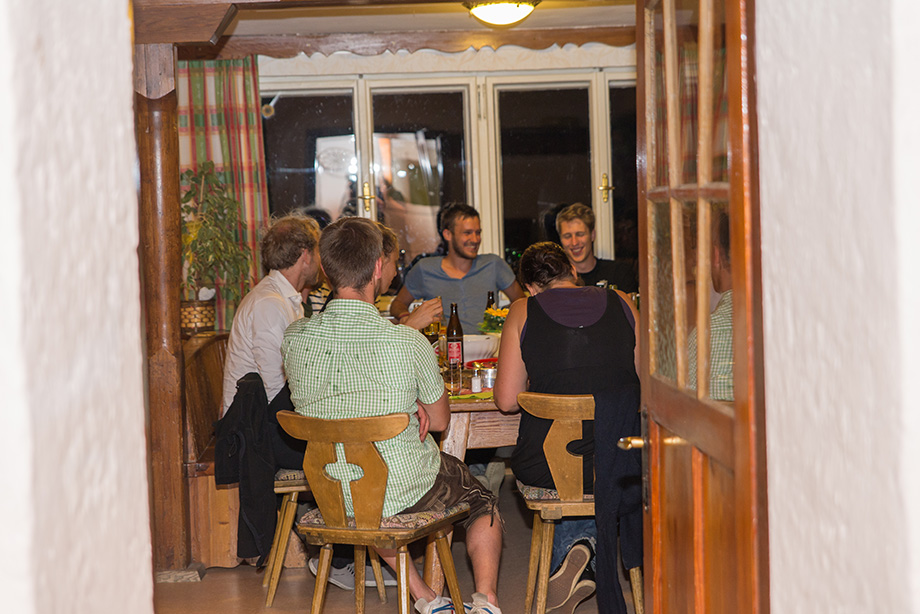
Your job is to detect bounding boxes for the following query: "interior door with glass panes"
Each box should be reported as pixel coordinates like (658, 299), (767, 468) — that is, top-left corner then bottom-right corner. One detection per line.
(634, 0), (768, 611)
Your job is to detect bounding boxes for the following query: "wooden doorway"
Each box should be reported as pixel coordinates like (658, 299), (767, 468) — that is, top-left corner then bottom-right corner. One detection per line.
(635, 0), (768, 611)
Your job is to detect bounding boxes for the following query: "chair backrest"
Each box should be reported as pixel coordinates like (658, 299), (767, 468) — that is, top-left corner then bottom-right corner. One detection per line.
(183, 332), (229, 463)
(276, 410), (410, 530)
(516, 392), (595, 502)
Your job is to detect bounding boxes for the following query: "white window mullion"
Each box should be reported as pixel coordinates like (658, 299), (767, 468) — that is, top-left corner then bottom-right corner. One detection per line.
(591, 71), (615, 260)
(476, 76), (503, 257)
(354, 78), (376, 220)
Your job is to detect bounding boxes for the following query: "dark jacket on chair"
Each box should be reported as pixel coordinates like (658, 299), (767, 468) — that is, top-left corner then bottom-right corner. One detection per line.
(594, 385), (643, 614)
(214, 372), (276, 564)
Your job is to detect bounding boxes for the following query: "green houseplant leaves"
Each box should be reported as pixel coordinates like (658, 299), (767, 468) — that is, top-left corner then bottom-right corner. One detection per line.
(180, 161), (251, 305)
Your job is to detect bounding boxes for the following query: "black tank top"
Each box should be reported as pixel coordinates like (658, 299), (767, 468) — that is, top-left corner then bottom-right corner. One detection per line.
(511, 287), (639, 491)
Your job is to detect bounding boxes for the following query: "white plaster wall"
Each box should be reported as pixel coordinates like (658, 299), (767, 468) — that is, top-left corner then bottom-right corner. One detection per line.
(0, 0), (154, 612)
(758, 0), (920, 611)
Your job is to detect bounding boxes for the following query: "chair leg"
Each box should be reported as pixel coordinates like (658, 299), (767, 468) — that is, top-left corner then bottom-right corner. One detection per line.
(396, 546), (411, 614)
(524, 513), (543, 614)
(368, 548), (387, 603)
(265, 492), (299, 606)
(354, 546), (366, 614)
(311, 544), (334, 614)
(629, 567), (645, 614)
(534, 518), (555, 614)
(263, 491), (297, 588)
(434, 530), (464, 609)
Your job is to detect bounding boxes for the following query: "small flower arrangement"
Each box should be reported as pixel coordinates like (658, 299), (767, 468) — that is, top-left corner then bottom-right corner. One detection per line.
(479, 306), (509, 333)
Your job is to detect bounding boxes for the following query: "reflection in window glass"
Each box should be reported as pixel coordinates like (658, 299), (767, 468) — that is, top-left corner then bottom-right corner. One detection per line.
(372, 92), (467, 263)
(498, 88), (590, 269)
(261, 94), (355, 222)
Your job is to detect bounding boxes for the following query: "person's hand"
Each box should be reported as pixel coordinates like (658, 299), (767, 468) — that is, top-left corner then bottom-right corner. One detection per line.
(403, 298), (443, 331)
(416, 403), (430, 441)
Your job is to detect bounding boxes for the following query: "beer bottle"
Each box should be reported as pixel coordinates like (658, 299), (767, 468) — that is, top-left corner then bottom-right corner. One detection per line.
(446, 303), (464, 394)
(486, 291), (496, 310)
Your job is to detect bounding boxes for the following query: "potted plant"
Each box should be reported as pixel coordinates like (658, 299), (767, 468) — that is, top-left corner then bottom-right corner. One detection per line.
(179, 161), (252, 335)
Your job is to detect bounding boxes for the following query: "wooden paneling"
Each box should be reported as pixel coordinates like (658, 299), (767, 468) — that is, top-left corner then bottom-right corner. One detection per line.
(177, 26), (637, 59)
(703, 455), (736, 614)
(188, 475), (240, 568)
(657, 423), (694, 614)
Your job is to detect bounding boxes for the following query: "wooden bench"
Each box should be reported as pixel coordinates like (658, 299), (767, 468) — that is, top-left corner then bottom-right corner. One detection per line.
(183, 331), (307, 569)
(183, 332), (239, 568)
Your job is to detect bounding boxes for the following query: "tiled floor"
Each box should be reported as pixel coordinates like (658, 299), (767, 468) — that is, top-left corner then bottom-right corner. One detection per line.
(154, 478), (637, 614)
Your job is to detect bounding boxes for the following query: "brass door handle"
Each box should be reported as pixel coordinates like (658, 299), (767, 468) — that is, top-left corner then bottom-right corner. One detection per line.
(618, 435), (685, 450)
(597, 173), (614, 203)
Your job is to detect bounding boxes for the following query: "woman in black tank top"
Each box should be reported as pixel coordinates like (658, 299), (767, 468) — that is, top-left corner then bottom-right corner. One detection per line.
(494, 242), (639, 612)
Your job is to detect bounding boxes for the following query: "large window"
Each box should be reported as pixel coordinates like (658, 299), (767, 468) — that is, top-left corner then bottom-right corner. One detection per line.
(261, 72), (637, 275)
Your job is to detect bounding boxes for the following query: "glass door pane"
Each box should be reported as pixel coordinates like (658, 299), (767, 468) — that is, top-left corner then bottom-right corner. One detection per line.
(371, 91), (468, 264)
(261, 93), (356, 223)
(609, 85), (640, 291)
(496, 87), (591, 268)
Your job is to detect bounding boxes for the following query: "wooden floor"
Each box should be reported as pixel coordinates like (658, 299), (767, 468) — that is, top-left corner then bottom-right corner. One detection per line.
(154, 477), (637, 614)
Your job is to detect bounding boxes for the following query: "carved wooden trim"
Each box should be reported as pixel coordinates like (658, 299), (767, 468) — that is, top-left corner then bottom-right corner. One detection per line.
(177, 26), (636, 60)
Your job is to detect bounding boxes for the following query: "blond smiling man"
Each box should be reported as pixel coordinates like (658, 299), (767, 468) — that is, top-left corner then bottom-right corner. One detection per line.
(555, 203), (638, 293)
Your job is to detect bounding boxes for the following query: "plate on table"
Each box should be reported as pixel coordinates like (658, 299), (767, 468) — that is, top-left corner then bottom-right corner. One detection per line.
(465, 357), (498, 370)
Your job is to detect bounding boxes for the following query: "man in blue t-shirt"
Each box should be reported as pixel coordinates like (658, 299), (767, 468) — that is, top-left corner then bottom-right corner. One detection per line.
(390, 204), (525, 332)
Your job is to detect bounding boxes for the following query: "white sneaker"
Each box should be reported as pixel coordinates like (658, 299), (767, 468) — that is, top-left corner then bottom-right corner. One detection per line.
(307, 557), (398, 589)
(415, 595), (456, 614)
(308, 558), (355, 591)
(366, 562), (398, 587)
(464, 593), (502, 614)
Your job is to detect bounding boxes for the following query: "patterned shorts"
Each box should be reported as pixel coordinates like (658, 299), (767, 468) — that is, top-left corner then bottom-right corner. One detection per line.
(401, 452), (502, 531)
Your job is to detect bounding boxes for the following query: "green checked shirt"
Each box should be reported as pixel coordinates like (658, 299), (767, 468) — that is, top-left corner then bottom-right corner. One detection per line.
(281, 299), (445, 517)
(688, 290), (734, 402)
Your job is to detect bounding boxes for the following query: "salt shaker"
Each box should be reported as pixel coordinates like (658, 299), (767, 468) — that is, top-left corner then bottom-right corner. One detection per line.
(470, 369), (483, 393)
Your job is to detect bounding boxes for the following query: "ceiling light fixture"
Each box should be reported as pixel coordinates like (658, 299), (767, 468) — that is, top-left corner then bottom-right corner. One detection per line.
(463, 1), (541, 28)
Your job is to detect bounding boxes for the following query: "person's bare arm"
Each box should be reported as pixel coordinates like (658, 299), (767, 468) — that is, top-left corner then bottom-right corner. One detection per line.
(415, 403), (431, 441)
(502, 280), (527, 304)
(493, 298), (529, 413)
(389, 285), (415, 322)
(402, 297), (443, 331)
(418, 389), (450, 432)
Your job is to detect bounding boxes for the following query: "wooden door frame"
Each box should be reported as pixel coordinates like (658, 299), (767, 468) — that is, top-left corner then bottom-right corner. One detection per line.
(635, 0), (769, 611)
(134, 0), (640, 572)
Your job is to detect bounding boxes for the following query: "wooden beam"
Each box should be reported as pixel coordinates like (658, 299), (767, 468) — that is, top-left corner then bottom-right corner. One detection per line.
(178, 25), (636, 59)
(134, 43), (189, 571)
(134, 3), (238, 44)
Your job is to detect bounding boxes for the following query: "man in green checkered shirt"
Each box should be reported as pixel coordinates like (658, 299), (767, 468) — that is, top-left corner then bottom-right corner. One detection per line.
(282, 217), (503, 614)
(688, 212), (734, 401)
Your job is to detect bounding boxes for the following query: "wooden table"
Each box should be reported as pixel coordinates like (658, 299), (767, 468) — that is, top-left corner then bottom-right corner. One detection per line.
(424, 394), (521, 593)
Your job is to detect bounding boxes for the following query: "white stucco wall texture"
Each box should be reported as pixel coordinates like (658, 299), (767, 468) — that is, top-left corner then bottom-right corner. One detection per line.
(759, 0), (920, 611)
(0, 0), (154, 613)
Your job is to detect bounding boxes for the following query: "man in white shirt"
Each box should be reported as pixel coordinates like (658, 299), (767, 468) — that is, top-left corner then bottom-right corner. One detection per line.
(221, 213), (321, 467)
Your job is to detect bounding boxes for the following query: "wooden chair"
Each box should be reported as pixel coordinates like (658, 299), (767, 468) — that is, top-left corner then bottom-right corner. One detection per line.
(515, 392), (644, 614)
(263, 468), (311, 607)
(276, 410), (469, 614)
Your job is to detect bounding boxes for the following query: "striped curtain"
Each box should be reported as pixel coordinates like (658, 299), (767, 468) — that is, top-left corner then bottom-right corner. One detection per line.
(177, 56), (269, 330)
